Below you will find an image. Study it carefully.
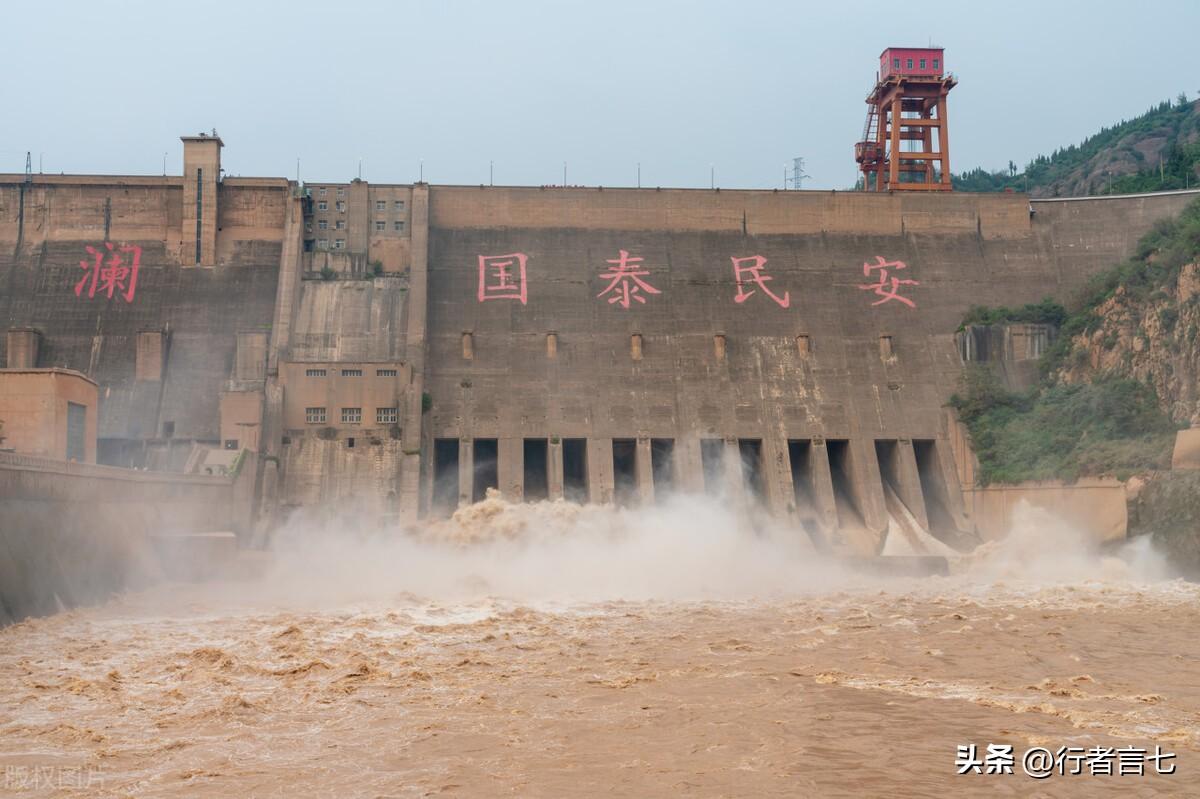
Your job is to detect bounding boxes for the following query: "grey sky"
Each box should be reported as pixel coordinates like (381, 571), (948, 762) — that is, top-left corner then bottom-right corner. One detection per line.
(5, 0), (1198, 189)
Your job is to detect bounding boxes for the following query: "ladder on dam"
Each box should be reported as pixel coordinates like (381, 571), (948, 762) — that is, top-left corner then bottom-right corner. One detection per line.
(861, 105), (879, 151)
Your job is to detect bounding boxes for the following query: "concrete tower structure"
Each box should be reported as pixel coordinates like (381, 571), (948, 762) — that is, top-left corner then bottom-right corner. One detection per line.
(181, 133), (222, 265)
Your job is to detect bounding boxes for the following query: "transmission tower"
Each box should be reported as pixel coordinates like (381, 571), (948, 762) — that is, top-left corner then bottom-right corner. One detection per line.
(24, 151), (32, 184)
(787, 156), (810, 190)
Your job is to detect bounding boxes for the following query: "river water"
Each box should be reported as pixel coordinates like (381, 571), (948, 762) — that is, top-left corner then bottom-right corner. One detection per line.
(1, 496), (1196, 797)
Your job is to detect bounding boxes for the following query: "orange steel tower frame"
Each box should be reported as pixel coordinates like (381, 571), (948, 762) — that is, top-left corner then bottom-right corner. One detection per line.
(855, 47), (956, 192)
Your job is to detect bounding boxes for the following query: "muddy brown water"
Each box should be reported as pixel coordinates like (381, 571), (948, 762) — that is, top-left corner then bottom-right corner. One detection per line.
(1, 497), (1197, 797)
(1, 579), (1197, 797)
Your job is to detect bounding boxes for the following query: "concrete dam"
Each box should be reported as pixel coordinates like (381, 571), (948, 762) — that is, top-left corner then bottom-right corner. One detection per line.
(3, 135), (1198, 576)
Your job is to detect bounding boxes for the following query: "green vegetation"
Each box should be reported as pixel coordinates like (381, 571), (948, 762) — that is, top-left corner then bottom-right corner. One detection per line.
(371, 259), (384, 276)
(949, 368), (1176, 484)
(319, 265), (336, 281)
(953, 95), (1199, 195)
(951, 198), (1200, 484)
(228, 448), (249, 477)
(959, 297), (1066, 330)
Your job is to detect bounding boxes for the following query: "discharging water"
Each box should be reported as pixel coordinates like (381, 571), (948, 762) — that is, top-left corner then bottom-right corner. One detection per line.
(1, 496), (1196, 797)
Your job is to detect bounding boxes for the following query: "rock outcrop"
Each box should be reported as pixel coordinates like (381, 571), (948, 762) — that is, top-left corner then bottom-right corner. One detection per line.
(1059, 262), (1200, 426)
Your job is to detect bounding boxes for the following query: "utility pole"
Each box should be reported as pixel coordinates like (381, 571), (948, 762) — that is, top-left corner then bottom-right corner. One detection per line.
(489, 160), (493, 186)
(637, 162), (641, 188)
(710, 164), (714, 189)
(563, 161), (567, 186)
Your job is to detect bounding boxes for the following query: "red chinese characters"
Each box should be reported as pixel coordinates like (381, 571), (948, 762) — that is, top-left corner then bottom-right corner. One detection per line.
(731, 255), (790, 308)
(597, 250), (661, 309)
(858, 255), (918, 308)
(477, 253), (528, 304)
(75, 242), (141, 303)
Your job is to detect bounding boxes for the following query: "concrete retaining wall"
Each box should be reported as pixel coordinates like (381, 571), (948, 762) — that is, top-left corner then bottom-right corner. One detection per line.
(0, 452), (253, 624)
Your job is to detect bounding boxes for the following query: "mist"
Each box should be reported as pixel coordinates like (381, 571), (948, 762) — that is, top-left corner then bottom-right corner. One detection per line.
(241, 491), (1177, 610)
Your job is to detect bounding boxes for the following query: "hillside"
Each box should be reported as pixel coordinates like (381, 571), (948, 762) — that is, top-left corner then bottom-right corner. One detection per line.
(952, 197), (1199, 482)
(954, 96), (1200, 197)
(951, 197), (1200, 571)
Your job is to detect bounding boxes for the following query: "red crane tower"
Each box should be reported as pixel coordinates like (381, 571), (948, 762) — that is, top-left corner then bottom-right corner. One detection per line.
(855, 47), (956, 191)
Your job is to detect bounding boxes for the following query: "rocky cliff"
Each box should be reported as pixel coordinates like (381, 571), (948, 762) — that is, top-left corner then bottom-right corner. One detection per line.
(1059, 262), (1200, 426)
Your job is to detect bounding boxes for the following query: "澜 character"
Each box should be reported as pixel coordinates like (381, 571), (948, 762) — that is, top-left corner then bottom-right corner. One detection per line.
(74, 242), (141, 303)
(731, 255), (790, 308)
(858, 255), (918, 308)
(477, 253), (529, 304)
(597, 249), (661, 309)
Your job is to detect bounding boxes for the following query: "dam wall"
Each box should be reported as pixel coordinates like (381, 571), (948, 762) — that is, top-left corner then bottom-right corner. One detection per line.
(0, 451), (255, 623)
(2, 139), (1197, 552)
(0, 174), (288, 465)
(418, 186), (1199, 550)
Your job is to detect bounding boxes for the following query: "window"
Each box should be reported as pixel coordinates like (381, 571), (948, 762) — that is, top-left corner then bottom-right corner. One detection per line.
(906, 58), (913, 69)
(394, 200), (405, 210)
(394, 220), (405, 232)
(893, 57), (900, 69)
(341, 368), (363, 377)
(306, 407), (326, 424)
(304, 222), (312, 233)
(336, 201), (346, 212)
(376, 368), (397, 377)
(318, 219), (328, 230)
(224, 439), (239, 450)
(67, 402), (86, 461)
(317, 200), (328, 211)
(334, 239), (345, 250)
(317, 239), (328, 250)
(376, 200), (387, 211)
(919, 58), (926, 69)
(933, 58), (940, 70)
(377, 407), (398, 424)
(335, 220), (345, 230)
(337, 188), (345, 198)
(375, 220), (386, 231)
(319, 188), (328, 197)
(305, 368), (327, 377)
(342, 407), (362, 424)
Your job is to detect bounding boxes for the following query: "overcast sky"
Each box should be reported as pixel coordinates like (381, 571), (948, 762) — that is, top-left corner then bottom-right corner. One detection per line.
(4, 0), (1197, 189)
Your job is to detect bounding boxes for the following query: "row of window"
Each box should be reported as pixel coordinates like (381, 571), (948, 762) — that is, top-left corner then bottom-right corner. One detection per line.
(892, 57), (939, 71)
(317, 187), (346, 199)
(310, 219), (405, 234)
(304, 368), (398, 377)
(314, 198), (407, 213)
(306, 406), (398, 424)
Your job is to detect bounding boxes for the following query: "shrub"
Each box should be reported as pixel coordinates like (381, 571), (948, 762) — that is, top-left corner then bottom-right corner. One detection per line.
(951, 370), (1177, 485)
